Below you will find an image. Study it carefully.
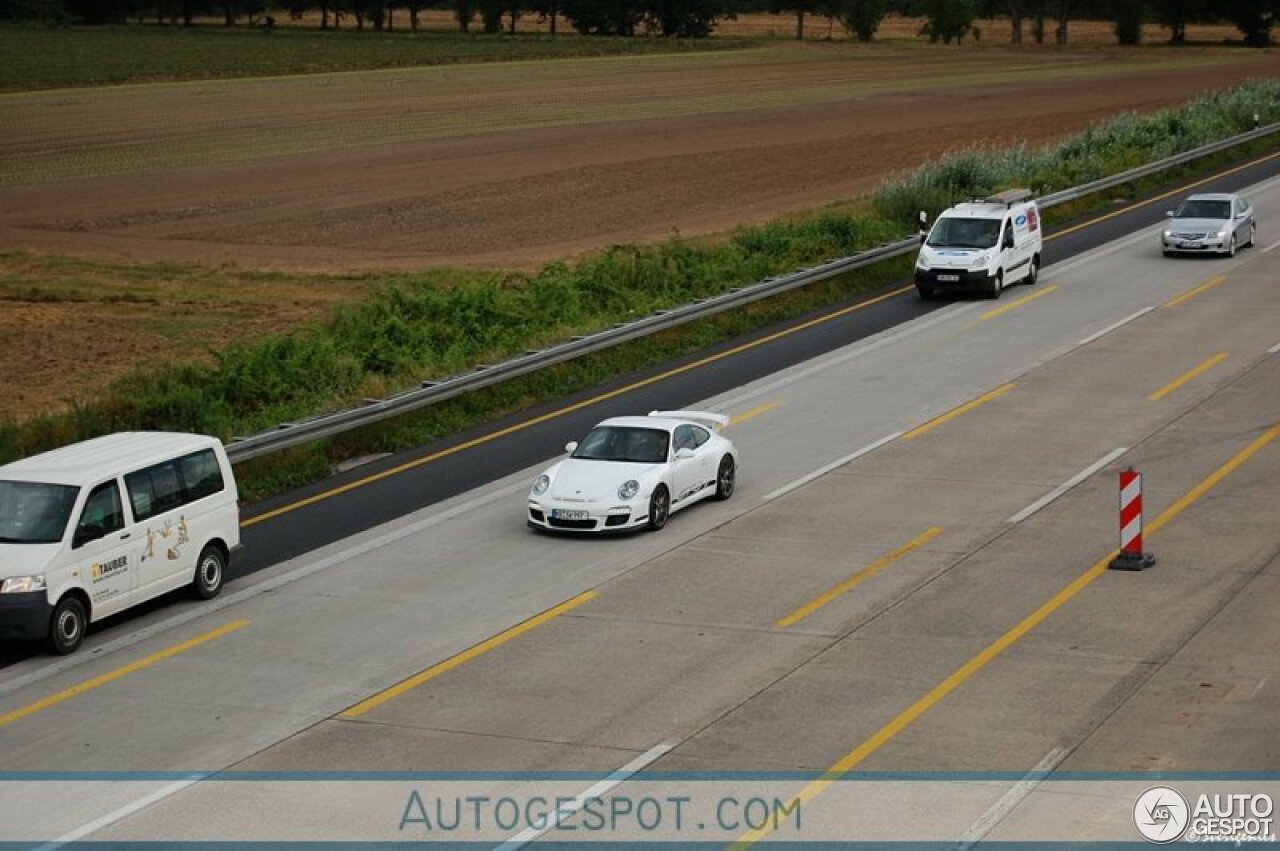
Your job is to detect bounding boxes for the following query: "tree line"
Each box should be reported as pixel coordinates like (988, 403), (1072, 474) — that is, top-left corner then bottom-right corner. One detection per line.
(4, 0), (1276, 45)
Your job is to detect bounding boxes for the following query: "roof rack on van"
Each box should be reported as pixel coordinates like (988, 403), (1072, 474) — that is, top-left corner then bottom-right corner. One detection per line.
(983, 188), (1033, 207)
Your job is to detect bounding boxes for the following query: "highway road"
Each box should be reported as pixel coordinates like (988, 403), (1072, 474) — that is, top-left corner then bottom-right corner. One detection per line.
(1, 159), (1279, 843)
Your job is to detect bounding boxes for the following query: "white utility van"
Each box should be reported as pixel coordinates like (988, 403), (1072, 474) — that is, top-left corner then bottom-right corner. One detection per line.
(914, 189), (1043, 300)
(0, 432), (241, 654)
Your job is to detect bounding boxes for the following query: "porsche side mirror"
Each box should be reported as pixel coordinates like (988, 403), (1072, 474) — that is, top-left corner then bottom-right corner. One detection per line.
(675, 448), (696, 460)
(565, 441), (578, 454)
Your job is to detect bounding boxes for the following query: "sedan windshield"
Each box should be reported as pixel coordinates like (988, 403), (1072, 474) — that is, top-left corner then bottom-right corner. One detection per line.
(572, 427), (669, 464)
(0, 480), (79, 544)
(926, 217), (1001, 250)
(1174, 200), (1230, 220)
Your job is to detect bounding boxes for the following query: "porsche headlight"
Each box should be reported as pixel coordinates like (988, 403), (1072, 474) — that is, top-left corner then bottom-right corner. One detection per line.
(618, 480), (640, 500)
(0, 575), (46, 594)
(531, 474), (550, 496)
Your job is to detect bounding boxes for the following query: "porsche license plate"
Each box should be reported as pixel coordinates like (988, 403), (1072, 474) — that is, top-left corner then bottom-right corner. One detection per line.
(937, 274), (960, 282)
(551, 509), (589, 521)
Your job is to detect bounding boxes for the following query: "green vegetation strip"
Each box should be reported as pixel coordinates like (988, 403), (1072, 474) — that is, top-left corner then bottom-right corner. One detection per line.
(2, 80), (1278, 502)
(0, 25), (755, 92)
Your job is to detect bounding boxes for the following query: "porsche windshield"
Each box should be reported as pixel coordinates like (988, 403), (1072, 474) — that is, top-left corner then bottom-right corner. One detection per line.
(572, 427), (670, 464)
(926, 217), (1001, 249)
(1174, 200), (1231, 220)
(0, 480), (79, 544)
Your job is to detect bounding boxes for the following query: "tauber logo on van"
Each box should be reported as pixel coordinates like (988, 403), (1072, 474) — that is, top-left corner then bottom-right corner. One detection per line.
(89, 556), (127, 584)
(1134, 786), (1276, 843)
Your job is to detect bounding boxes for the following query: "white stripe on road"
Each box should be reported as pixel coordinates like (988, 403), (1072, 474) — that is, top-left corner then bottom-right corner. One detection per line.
(36, 776), (207, 850)
(713, 303), (983, 413)
(0, 480), (532, 698)
(494, 743), (674, 851)
(1007, 448), (1129, 524)
(762, 432), (903, 502)
(1268, 342), (1280, 354)
(1076, 307), (1155, 347)
(948, 746), (1070, 851)
(1264, 239), (1280, 254)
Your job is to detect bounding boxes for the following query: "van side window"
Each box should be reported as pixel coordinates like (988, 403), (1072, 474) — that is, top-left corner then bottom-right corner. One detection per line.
(127, 462), (182, 521)
(180, 450), (225, 502)
(126, 450), (225, 522)
(74, 481), (124, 548)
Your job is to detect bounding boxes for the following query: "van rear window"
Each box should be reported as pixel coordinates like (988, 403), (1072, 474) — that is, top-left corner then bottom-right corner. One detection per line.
(125, 449), (225, 522)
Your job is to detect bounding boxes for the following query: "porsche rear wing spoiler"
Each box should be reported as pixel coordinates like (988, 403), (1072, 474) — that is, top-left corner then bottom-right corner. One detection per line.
(648, 410), (730, 431)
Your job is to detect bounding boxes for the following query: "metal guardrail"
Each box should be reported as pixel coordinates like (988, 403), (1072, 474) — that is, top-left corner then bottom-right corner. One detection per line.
(225, 121), (1280, 463)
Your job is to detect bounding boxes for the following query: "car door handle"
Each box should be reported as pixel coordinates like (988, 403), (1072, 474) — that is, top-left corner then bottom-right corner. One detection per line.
(119, 532), (131, 540)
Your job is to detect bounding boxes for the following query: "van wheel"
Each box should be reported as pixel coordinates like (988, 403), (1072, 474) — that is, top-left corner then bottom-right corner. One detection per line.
(49, 595), (86, 655)
(192, 545), (226, 600)
(986, 271), (1003, 300)
(916, 284), (934, 300)
(1026, 256), (1039, 286)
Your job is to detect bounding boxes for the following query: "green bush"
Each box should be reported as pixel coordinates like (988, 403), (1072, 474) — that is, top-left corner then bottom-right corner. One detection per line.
(873, 79), (1280, 229)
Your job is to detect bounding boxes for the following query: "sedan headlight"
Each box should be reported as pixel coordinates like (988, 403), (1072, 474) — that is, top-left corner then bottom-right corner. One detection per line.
(0, 575), (46, 594)
(531, 474), (550, 496)
(618, 480), (640, 500)
(1216, 227), (1229, 239)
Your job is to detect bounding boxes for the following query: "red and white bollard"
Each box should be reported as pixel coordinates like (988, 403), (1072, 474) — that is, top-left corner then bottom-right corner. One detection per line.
(1109, 467), (1156, 571)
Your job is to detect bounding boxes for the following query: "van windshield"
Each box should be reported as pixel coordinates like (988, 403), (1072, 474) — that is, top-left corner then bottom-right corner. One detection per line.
(0, 481), (79, 545)
(927, 217), (1002, 250)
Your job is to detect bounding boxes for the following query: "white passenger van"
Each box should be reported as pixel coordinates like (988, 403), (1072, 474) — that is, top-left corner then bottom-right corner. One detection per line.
(0, 432), (240, 654)
(914, 189), (1043, 300)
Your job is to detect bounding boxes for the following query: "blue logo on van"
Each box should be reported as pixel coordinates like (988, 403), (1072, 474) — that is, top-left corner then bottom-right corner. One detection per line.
(1015, 214), (1027, 226)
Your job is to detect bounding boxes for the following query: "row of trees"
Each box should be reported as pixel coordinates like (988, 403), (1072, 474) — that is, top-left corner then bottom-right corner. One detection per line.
(9, 0), (1277, 44)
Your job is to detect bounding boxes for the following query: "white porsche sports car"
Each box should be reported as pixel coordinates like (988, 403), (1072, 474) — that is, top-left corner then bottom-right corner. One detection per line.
(527, 411), (739, 533)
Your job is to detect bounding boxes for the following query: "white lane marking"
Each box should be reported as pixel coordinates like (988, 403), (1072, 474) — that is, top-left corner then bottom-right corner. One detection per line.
(1006, 448), (1129, 525)
(949, 746), (1070, 851)
(0, 480), (532, 698)
(714, 303), (983, 412)
(1268, 342), (1280, 354)
(494, 743), (673, 850)
(1264, 239), (1280, 254)
(1077, 307), (1155, 347)
(36, 775), (207, 849)
(763, 432), (903, 502)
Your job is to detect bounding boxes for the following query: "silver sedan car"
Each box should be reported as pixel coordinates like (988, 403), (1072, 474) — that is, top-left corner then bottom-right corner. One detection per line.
(1162, 192), (1256, 257)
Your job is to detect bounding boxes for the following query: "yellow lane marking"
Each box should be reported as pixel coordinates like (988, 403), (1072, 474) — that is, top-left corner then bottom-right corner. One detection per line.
(775, 527), (943, 629)
(979, 285), (1059, 321)
(728, 402), (781, 427)
(0, 620), (250, 729)
(1047, 149), (1280, 242)
(341, 591), (597, 718)
(242, 286), (914, 528)
(243, 149), (1279, 530)
(734, 422), (1280, 848)
(1165, 274), (1229, 308)
(1148, 352), (1228, 402)
(902, 383), (1015, 441)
